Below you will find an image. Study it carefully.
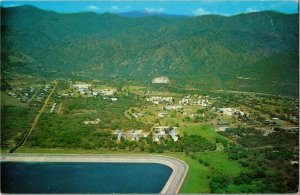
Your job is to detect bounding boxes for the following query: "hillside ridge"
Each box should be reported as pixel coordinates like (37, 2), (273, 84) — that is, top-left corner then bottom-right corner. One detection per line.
(1, 5), (298, 96)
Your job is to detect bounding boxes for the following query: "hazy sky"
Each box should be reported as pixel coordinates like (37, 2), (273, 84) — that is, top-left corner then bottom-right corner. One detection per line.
(1, 1), (298, 16)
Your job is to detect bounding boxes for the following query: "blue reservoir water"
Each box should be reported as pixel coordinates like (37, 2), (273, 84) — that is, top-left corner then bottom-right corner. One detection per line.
(1, 162), (173, 194)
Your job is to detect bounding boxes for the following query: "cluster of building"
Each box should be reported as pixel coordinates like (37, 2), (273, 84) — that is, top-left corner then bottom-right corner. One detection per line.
(219, 108), (247, 117)
(153, 126), (179, 142)
(98, 89), (116, 96)
(6, 84), (51, 104)
(146, 95), (211, 107)
(7, 87), (34, 102)
(132, 113), (144, 118)
(146, 96), (173, 105)
(72, 83), (117, 100)
(163, 105), (183, 111)
(73, 83), (93, 96)
(36, 85), (52, 102)
(114, 129), (149, 141)
(6, 90), (17, 97)
(114, 126), (179, 142)
(189, 113), (205, 118)
(44, 84), (51, 91)
(179, 95), (211, 107)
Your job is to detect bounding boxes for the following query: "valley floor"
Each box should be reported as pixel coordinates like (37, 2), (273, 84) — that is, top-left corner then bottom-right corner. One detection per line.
(1, 79), (299, 193)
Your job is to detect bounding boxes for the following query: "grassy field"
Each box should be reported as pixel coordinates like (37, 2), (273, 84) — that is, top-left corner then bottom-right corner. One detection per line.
(196, 151), (243, 176)
(1, 92), (27, 107)
(179, 124), (225, 141)
(166, 152), (211, 193)
(137, 103), (211, 127)
(1, 93), (38, 149)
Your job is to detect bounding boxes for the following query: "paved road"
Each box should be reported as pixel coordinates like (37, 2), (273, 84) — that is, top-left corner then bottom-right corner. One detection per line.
(1, 153), (188, 194)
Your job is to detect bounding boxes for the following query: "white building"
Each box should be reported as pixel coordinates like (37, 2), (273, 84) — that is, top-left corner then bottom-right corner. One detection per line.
(164, 105), (183, 110)
(216, 126), (228, 132)
(114, 129), (125, 141)
(152, 76), (170, 84)
(128, 129), (144, 141)
(133, 113), (143, 118)
(83, 118), (100, 125)
(189, 113), (204, 118)
(219, 108), (246, 116)
(169, 129), (179, 141)
(50, 103), (57, 113)
(111, 97), (118, 102)
(146, 96), (173, 104)
(153, 129), (166, 142)
(97, 89), (116, 96)
(179, 97), (191, 105)
(153, 126), (179, 142)
(73, 83), (91, 89)
(158, 113), (169, 118)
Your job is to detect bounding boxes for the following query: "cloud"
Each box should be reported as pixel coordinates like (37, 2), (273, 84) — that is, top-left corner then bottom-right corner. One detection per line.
(193, 8), (211, 16)
(193, 8), (230, 16)
(245, 8), (259, 13)
(86, 5), (99, 10)
(111, 6), (119, 11)
(144, 7), (165, 14)
(5, 3), (20, 7)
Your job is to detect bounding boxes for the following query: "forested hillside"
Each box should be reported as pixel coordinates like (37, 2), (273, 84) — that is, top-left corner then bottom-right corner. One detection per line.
(1, 5), (298, 95)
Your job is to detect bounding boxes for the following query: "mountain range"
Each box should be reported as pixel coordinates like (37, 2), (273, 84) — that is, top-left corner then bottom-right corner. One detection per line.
(1, 5), (299, 95)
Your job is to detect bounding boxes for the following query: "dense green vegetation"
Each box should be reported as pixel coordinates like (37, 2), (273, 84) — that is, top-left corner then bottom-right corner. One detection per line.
(25, 100), (217, 152)
(1, 6), (298, 96)
(146, 134), (216, 153)
(1, 93), (38, 148)
(25, 95), (152, 148)
(210, 127), (299, 193)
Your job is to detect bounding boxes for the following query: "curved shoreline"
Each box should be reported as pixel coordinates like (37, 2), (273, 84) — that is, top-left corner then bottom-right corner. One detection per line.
(1, 153), (188, 194)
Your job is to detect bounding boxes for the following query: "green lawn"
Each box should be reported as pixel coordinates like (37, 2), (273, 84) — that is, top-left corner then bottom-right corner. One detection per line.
(167, 151), (244, 193)
(196, 151), (243, 177)
(179, 124), (225, 141)
(166, 152), (211, 193)
(1, 92), (27, 107)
